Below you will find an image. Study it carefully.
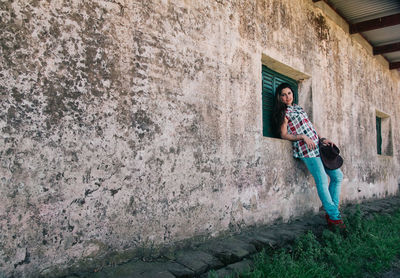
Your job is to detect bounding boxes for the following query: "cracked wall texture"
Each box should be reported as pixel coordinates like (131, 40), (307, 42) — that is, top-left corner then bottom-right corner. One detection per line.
(1, 0), (399, 277)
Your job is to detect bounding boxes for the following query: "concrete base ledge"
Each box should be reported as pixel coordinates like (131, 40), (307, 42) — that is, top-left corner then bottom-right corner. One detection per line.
(74, 195), (400, 278)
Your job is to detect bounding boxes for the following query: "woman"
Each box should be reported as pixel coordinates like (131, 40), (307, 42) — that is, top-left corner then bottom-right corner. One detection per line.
(272, 82), (345, 228)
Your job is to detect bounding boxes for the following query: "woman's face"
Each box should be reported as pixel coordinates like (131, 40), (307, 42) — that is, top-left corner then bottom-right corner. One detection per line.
(279, 87), (293, 106)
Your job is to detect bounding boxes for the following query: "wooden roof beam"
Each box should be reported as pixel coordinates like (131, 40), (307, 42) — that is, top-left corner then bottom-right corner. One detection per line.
(389, 62), (400, 70)
(350, 13), (400, 34)
(373, 42), (400, 55)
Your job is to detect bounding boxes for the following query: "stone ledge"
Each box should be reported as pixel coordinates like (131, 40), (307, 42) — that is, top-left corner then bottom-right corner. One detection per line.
(197, 238), (257, 265)
(84, 195), (400, 278)
(200, 259), (253, 278)
(175, 250), (223, 275)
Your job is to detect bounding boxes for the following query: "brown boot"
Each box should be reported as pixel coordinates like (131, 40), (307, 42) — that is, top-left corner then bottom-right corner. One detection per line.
(327, 218), (346, 230)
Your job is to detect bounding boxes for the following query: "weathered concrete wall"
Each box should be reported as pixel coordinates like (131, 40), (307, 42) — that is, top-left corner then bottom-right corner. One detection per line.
(0, 0), (399, 276)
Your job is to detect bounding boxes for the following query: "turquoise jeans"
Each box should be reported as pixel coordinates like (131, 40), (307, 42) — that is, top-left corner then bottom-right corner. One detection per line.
(301, 157), (344, 220)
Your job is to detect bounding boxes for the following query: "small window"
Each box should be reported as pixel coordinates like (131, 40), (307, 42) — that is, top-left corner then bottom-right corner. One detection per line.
(262, 65), (298, 137)
(376, 117), (382, 155)
(375, 111), (393, 156)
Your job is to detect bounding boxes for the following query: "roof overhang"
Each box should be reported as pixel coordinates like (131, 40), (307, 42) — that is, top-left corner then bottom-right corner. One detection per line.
(313, 0), (400, 70)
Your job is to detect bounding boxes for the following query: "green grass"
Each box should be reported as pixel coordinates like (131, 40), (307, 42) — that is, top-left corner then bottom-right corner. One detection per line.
(213, 207), (400, 278)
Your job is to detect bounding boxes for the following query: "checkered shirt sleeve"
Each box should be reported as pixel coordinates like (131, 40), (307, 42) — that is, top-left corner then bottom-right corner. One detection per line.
(285, 105), (320, 158)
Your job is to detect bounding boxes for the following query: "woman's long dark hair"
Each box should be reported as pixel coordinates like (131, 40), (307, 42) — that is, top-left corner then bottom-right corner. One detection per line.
(272, 83), (292, 137)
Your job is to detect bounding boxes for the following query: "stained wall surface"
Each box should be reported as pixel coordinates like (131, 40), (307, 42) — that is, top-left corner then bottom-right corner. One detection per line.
(1, 0), (399, 277)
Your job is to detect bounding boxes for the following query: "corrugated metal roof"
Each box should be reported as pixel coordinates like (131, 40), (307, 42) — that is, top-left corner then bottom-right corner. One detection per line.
(328, 0), (400, 23)
(324, 0), (400, 69)
(363, 25), (400, 45)
(384, 51), (400, 62)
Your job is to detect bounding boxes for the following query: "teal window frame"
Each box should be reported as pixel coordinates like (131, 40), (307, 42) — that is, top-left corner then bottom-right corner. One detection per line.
(262, 65), (298, 137)
(376, 116), (382, 155)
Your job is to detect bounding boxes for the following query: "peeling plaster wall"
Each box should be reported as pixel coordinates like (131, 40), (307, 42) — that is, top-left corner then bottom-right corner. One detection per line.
(0, 0), (399, 276)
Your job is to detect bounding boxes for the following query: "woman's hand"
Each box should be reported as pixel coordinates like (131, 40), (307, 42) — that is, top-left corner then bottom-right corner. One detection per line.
(320, 138), (334, 146)
(302, 135), (317, 149)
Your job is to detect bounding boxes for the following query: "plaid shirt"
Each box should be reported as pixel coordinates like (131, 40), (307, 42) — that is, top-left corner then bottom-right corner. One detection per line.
(285, 104), (320, 158)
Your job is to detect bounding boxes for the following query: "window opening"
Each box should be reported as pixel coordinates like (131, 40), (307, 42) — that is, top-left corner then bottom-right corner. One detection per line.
(375, 111), (393, 156)
(376, 116), (382, 155)
(262, 65), (298, 137)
